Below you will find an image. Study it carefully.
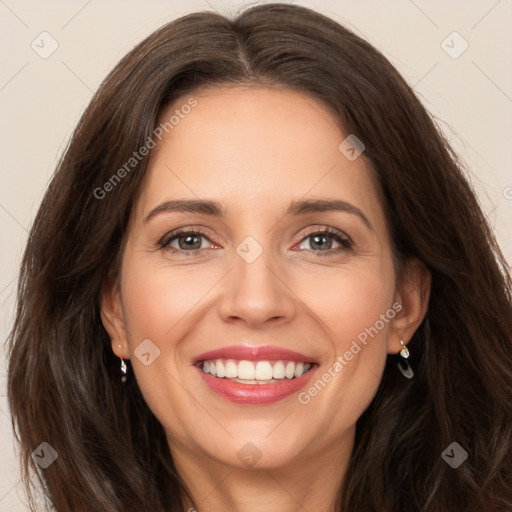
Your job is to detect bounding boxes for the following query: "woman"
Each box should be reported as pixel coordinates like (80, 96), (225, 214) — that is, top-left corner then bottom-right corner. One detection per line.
(7, 3), (512, 511)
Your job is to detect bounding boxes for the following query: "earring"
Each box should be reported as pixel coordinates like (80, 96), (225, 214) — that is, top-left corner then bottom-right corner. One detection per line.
(118, 344), (127, 383)
(399, 339), (409, 358)
(120, 358), (127, 383)
(397, 339), (414, 379)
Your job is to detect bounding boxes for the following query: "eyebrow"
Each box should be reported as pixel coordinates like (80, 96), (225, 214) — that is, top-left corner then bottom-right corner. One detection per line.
(144, 198), (373, 230)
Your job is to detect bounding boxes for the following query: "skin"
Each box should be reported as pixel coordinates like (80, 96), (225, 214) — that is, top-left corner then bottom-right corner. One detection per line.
(101, 86), (430, 512)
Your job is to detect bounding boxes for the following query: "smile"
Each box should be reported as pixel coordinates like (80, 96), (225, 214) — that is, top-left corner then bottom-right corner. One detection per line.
(193, 344), (319, 404)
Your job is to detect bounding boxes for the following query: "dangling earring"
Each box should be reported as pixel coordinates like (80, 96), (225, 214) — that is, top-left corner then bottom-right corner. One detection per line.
(399, 339), (409, 358)
(118, 344), (127, 383)
(397, 339), (414, 379)
(120, 358), (127, 383)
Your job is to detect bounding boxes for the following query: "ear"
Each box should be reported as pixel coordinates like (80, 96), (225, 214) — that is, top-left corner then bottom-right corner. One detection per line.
(100, 279), (130, 360)
(387, 258), (431, 354)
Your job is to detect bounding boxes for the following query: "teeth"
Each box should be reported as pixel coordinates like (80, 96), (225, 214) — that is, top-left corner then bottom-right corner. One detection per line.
(200, 359), (313, 381)
(285, 362), (295, 379)
(272, 361), (285, 379)
(238, 360), (255, 380)
(255, 361), (273, 380)
(216, 360), (225, 378)
(225, 359), (238, 378)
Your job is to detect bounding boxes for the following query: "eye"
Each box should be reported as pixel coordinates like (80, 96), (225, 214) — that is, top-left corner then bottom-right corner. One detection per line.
(160, 228), (214, 253)
(296, 227), (352, 255)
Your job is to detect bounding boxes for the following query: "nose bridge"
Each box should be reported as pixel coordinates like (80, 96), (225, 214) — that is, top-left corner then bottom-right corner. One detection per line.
(219, 234), (295, 326)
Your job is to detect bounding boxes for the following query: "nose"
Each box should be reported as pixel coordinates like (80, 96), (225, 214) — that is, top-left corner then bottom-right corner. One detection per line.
(218, 247), (297, 328)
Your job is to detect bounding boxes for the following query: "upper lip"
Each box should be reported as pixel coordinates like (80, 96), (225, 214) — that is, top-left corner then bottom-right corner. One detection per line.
(192, 345), (317, 364)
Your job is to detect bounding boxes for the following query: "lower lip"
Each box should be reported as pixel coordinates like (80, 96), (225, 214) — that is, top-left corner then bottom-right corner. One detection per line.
(196, 365), (317, 404)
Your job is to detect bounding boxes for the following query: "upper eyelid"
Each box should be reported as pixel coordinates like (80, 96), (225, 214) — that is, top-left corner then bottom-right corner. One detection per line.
(300, 225), (350, 240)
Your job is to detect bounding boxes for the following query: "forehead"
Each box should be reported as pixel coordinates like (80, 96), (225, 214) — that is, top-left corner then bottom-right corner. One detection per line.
(137, 86), (384, 228)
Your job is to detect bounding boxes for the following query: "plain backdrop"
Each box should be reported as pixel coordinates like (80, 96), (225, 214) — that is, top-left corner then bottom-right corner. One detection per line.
(1, 0), (511, 509)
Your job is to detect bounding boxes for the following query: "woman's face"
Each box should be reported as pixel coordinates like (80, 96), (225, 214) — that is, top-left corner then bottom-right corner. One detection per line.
(102, 86), (424, 473)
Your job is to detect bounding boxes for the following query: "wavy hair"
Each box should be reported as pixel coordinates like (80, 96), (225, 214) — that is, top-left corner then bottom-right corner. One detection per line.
(7, 3), (512, 511)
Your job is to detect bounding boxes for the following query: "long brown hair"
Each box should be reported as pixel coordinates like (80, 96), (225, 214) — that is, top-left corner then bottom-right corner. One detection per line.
(7, 3), (512, 511)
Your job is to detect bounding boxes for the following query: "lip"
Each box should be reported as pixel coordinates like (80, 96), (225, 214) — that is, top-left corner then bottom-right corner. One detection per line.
(195, 363), (318, 404)
(192, 344), (316, 365)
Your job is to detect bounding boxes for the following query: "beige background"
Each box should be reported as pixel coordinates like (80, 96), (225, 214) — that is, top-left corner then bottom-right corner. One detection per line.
(1, 0), (511, 509)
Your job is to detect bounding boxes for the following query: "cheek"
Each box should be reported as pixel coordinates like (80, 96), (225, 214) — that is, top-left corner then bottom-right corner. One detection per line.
(121, 258), (223, 342)
(294, 259), (396, 348)
(118, 256), (221, 433)
(292, 260), (395, 420)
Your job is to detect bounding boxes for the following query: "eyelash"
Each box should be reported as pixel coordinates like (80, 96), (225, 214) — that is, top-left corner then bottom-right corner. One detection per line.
(158, 226), (353, 256)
